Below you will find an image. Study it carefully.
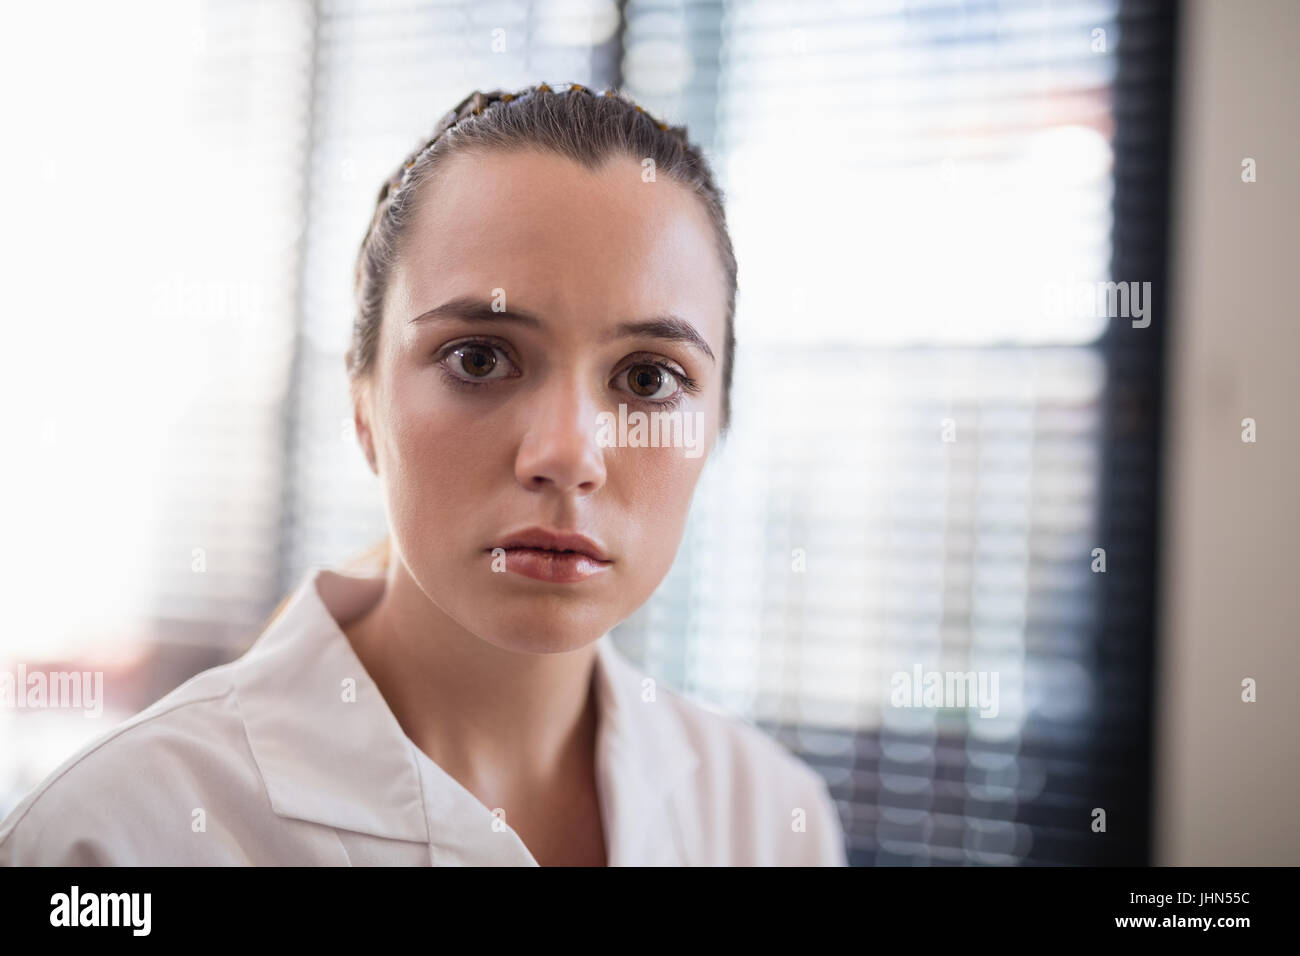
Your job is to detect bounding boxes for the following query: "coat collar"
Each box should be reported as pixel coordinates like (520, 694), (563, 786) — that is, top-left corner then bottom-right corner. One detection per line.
(234, 567), (700, 864)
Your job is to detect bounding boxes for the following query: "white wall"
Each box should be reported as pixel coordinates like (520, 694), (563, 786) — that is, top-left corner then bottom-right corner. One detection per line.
(1156, 0), (1300, 865)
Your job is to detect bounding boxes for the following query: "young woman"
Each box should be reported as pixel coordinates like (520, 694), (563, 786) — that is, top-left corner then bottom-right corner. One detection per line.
(0, 83), (847, 866)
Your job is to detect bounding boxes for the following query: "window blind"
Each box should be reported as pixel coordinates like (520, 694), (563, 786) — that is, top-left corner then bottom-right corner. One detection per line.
(1, 3), (1175, 861)
(607, 0), (1173, 865)
(281, 0), (1176, 865)
(0, 0), (314, 809)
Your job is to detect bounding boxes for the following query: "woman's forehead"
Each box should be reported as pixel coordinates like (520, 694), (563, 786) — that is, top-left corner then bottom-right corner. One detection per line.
(391, 149), (728, 343)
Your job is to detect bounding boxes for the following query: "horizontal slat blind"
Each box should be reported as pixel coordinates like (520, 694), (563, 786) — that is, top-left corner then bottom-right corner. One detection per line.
(281, 0), (1172, 866)
(0, 0), (314, 810)
(612, 0), (1153, 865)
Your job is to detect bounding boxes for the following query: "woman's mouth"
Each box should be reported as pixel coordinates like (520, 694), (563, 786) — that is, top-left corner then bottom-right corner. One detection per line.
(493, 547), (613, 583)
(488, 527), (613, 584)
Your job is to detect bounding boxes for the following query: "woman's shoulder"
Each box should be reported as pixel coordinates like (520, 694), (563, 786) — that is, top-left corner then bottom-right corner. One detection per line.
(660, 687), (848, 865)
(661, 684), (826, 792)
(597, 641), (847, 865)
(0, 658), (261, 865)
(0, 573), (351, 865)
(601, 642), (827, 794)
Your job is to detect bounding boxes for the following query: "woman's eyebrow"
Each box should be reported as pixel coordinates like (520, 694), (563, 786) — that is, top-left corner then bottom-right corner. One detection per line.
(409, 296), (715, 364)
(605, 318), (716, 364)
(408, 295), (543, 329)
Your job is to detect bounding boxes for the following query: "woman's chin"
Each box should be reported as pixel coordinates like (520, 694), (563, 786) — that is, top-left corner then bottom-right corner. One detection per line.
(471, 619), (610, 656)
(452, 594), (621, 655)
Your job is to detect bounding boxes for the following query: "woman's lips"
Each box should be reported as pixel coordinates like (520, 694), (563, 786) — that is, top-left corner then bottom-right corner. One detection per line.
(494, 547), (613, 583)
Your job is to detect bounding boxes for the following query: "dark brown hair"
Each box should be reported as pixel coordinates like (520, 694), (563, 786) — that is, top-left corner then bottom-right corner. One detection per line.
(347, 81), (738, 431)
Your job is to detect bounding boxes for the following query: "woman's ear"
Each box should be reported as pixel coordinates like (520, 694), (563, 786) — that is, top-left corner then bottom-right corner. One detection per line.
(352, 387), (379, 475)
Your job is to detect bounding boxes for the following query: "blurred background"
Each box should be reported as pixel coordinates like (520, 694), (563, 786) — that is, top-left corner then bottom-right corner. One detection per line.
(0, 0), (1295, 865)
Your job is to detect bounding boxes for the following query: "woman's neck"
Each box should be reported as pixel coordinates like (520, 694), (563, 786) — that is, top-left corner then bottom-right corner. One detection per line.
(340, 560), (602, 811)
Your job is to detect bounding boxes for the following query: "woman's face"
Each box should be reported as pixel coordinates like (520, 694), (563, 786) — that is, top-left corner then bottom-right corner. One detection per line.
(356, 147), (729, 654)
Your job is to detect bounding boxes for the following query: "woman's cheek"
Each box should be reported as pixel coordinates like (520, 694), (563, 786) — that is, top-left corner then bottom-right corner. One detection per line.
(384, 386), (485, 540)
(617, 449), (705, 577)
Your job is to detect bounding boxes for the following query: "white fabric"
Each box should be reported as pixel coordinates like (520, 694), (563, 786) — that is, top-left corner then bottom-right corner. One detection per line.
(0, 568), (848, 866)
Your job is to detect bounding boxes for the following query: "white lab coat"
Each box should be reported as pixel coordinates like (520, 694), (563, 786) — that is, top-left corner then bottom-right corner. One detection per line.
(0, 568), (848, 866)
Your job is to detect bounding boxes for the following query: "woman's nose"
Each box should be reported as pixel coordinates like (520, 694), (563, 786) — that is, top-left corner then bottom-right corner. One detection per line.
(513, 378), (608, 495)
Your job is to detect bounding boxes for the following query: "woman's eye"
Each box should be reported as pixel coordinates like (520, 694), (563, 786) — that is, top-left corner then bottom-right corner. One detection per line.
(443, 344), (513, 382)
(621, 363), (679, 401)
